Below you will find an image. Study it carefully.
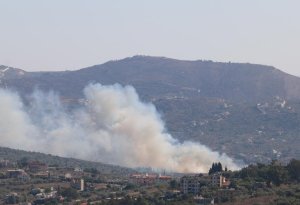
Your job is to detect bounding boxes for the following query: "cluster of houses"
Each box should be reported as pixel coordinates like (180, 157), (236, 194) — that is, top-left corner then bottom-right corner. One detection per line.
(129, 173), (172, 185)
(0, 160), (86, 182)
(30, 187), (61, 204)
(5, 187), (63, 205)
(181, 173), (231, 194)
(128, 171), (235, 204)
(0, 159), (89, 204)
(0, 160), (16, 168)
(180, 172), (235, 204)
(0, 158), (237, 205)
(4, 160), (49, 181)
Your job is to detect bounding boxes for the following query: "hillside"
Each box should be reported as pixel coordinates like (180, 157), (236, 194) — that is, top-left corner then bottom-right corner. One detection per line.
(0, 146), (133, 175)
(3, 56), (300, 102)
(1, 56), (300, 164)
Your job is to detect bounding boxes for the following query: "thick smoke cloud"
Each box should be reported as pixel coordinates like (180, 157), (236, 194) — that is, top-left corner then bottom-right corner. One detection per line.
(0, 84), (241, 172)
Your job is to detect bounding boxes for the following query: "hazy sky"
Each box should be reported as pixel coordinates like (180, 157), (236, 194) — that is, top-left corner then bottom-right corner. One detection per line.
(0, 0), (299, 76)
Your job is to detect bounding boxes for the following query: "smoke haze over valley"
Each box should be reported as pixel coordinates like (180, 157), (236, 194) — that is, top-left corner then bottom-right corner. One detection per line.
(0, 83), (240, 173)
(1, 56), (300, 167)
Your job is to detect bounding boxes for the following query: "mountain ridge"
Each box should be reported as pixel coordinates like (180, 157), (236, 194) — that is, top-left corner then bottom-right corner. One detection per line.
(1, 56), (300, 164)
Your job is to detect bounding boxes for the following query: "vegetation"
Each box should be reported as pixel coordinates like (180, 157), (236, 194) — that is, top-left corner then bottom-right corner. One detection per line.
(0, 146), (134, 175)
(208, 162), (223, 175)
(1, 145), (300, 204)
(61, 187), (79, 200)
(227, 159), (300, 205)
(236, 159), (300, 186)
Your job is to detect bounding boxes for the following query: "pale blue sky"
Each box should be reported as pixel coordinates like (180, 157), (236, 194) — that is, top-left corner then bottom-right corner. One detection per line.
(0, 0), (299, 76)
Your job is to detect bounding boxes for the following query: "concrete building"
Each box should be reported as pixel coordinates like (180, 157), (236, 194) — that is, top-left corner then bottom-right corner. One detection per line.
(129, 173), (172, 185)
(28, 161), (48, 173)
(31, 171), (50, 179)
(74, 167), (83, 172)
(7, 169), (30, 180)
(211, 173), (230, 188)
(0, 160), (8, 167)
(71, 178), (85, 191)
(180, 176), (204, 195)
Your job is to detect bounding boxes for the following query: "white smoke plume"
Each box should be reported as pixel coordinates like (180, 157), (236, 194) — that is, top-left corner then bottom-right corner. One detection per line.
(0, 84), (241, 173)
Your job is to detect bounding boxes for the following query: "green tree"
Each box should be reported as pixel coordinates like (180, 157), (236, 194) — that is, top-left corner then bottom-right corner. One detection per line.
(287, 159), (300, 182)
(18, 157), (29, 168)
(267, 164), (288, 186)
(61, 187), (79, 199)
(209, 162), (223, 175)
(217, 162), (223, 172)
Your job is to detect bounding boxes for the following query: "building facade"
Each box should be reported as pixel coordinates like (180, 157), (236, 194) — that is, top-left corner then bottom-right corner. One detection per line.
(181, 175), (210, 195)
(211, 173), (230, 188)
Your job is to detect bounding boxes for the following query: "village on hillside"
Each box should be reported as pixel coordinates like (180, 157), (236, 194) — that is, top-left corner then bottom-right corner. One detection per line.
(0, 158), (299, 205)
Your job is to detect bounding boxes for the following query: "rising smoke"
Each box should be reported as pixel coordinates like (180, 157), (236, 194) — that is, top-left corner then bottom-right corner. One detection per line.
(0, 84), (241, 173)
